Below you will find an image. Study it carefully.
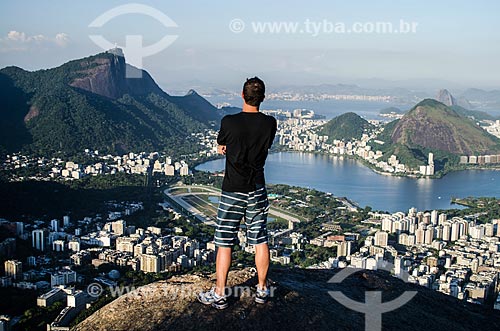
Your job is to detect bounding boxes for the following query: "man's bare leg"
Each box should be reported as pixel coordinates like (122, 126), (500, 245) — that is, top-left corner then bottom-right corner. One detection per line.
(215, 247), (232, 296)
(255, 243), (270, 289)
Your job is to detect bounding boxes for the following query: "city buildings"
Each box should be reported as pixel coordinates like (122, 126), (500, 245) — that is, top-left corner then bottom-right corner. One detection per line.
(51, 269), (77, 287)
(32, 229), (47, 251)
(37, 288), (66, 307)
(4, 260), (22, 280)
(1, 150), (193, 182)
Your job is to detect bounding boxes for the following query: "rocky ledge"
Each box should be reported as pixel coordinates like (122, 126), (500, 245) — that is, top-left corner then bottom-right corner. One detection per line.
(74, 267), (500, 331)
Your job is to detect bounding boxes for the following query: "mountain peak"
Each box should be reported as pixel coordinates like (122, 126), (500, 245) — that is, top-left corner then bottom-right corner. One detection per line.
(318, 112), (373, 142)
(436, 89), (472, 109)
(415, 98), (449, 108)
(391, 99), (500, 155)
(74, 267), (500, 331)
(186, 89), (198, 96)
(107, 47), (124, 58)
(68, 51), (162, 99)
(436, 89), (457, 107)
(411, 98), (459, 117)
(0, 49), (221, 155)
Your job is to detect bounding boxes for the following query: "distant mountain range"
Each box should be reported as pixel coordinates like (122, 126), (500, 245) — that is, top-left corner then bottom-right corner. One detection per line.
(320, 97), (500, 172)
(205, 83), (500, 112)
(379, 107), (405, 115)
(0, 49), (221, 156)
(436, 89), (472, 109)
(378, 89), (498, 122)
(461, 88), (500, 110)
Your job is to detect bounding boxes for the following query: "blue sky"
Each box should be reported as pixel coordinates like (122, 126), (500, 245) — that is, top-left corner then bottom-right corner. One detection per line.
(1, 0), (499, 91)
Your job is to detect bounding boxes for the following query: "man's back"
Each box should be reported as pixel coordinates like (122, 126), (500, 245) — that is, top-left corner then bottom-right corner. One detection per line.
(198, 77), (273, 310)
(217, 111), (277, 192)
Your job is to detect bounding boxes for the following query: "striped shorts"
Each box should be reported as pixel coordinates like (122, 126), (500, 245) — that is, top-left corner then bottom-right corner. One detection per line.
(214, 186), (270, 248)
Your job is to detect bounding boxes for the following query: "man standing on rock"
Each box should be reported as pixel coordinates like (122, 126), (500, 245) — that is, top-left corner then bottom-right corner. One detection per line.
(198, 77), (277, 309)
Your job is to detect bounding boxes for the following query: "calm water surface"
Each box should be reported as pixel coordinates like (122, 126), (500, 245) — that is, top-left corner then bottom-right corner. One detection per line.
(196, 152), (500, 212)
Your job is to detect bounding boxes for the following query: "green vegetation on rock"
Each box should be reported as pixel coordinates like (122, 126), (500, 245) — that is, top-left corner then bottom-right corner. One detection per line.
(0, 51), (220, 157)
(317, 112), (374, 142)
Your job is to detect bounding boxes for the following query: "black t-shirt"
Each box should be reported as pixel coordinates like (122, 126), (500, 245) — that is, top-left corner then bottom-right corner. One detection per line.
(217, 111), (277, 192)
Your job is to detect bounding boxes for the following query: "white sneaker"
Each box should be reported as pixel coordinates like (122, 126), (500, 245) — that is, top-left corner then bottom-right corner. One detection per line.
(197, 287), (229, 309)
(255, 284), (270, 304)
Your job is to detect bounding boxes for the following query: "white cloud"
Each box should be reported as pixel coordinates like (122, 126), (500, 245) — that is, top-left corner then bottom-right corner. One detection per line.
(31, 35), (47, 42)
(6, 30), (46, 43)
(55, 33), (69, 47)
(7, 30), (27, 41)
(0, 30), (70, 52)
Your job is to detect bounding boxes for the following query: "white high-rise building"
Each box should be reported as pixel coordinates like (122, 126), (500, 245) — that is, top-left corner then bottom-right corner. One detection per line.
(421, 153), (435, 176)
(365, 257), (378, 270)
(381, 218), (393, 232)
(438, 213), (447, 224)
(435, 226), (443, 240)
(469, 225), (485, 240)
(442, 223), (451, 241)
(374, 231), (388, 247)
(134, 243), (145, 256)
(459, 220), (468, 237)
(431, 210), (438, 225)
(50, 219), (59, 232)
(180, 165), (189, 176)
(32, 229), (47, 251)
(398, 233), (408, 246)
(394, 256), (403, 277)
(140, 254), (160, 273)
(164, 165), (175, 176)
(50, 269), (77, 286)
(408, 223), (416, 234)
(153, 160), (163, 172)
(407, 235), (416, 246)
(27, 256), (36, 267)
(393, 220), (405, 234)
(63, 215), (70, 227)
(424, 227), (434, 245)
(451, 222), (460, 241)
(68, 240), (80, 252)
(52, 240), (65, 252)
(337, 241), (352, 257)
(4, 260), (22, 280)
(415, 228), (425, 244)
(485, 223), (494, 237)
(111, 220), (126, 235)
(67, 290), (86, 308)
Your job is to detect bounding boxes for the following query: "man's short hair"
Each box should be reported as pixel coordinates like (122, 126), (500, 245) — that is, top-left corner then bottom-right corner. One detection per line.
(243, 77), (265, 107)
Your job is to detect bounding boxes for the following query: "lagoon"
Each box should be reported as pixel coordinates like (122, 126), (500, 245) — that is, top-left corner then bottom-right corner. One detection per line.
(196, 152), (500, 212)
